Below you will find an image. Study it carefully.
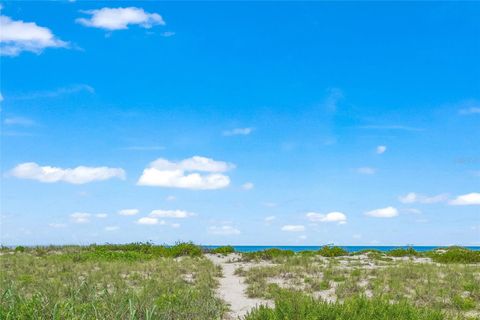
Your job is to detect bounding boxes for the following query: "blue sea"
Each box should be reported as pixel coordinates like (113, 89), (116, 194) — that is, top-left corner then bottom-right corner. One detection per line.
(204, 245), (480, 253)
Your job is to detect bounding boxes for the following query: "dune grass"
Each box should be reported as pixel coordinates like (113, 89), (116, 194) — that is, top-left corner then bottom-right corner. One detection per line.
(1, 244), (478, 319)
(244, 290), (445, 320)
(0, 243), (225, 319)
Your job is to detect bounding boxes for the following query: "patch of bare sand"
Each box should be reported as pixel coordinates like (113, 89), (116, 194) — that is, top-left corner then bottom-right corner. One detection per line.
(207, 254), (273, 319)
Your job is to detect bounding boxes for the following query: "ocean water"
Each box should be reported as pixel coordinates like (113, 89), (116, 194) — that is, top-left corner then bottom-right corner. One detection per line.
(204, 245), (480, 253)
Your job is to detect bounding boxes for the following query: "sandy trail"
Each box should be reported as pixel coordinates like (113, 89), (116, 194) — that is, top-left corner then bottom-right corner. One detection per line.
(207, 254), (273, 319)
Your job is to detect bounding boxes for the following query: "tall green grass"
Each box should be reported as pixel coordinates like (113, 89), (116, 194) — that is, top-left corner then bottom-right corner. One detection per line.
(0, 246), (225, 319)
(244, 291), (445, 320)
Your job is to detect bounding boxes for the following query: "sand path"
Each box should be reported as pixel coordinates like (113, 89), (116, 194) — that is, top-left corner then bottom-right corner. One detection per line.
(207, 254), (273, 319)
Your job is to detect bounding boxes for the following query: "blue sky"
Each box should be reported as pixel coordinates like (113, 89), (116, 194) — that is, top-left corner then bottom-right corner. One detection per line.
(1, 1), (479, 246)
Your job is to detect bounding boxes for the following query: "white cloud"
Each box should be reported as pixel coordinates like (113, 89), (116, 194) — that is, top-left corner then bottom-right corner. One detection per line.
(105, 226), (119, 231)
(76, 7), (165, 31)
(398, 192), (448, 204)
(95, 213), (108, 218)
(299, 235), (307, 240)
(49, 223), (66, 228)
(71, 212), (91, 224)
(458, 100), (480, 115)
(365, 206), (398, 218)
(137, 156), (233, 190)
(166, 195), (176, 201)
(9, 162), (125, 184)
(460, 107), (480, 115)
(150, 209), (195, 218)
(242, 182), (254, 190)
(208, 225), (241, 235)
(171, 223), (180, 228)
(0, 14), (68, 56)
(4, 117), (35, 126)
(404, 208), (422, 214)
(118, 209), (139, 216)
(161, 31), (175, 37)
(263, 202), (278, 208)
(12, 84), (94, 100)
(356, 167), (376, 175)
(359, 125), (424, 131)
(323, 88), (343, 112)
(265, 216), (276, 223)
(449, 193), (480, 206)
(376, 145), (387, 154)
(223, 127), (254, 136)
(306, 211), (347, 224)
(281, 225), (305, 232)
(137, 217), (164, 225)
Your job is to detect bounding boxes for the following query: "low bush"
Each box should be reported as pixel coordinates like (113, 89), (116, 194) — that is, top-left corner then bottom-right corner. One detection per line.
(387, 247), (419, 257)
(428, 247), (480, 264)
(244, 291), (445, 320)
(317, 246), (348, 257)
(210, 246), (236, 255)
(243, 248), (295, 261)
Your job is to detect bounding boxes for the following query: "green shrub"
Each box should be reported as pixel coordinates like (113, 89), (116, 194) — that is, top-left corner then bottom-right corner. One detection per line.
(210, 246), (235, 255)
(14, 246), (26, 253)
(244, 291), (444, 320)
(317, 246), (348, 257)
(428, 247), (480, 264)
(168, 242), (203, 257)
(243, 248), (295, 261)
(387, 247), (419, 257)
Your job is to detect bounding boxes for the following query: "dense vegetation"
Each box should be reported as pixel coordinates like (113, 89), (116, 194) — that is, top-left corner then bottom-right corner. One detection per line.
(0, 243), (224, 319)
(245, 291), (445, 320)
(1, 243), (479, 319)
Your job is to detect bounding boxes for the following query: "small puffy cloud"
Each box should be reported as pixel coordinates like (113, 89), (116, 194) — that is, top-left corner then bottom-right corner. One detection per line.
(208, 225), (241, 235)
(150, 209), (195, 218)
(0, 13), (68, 56)
(49, 223), (66, 228)
(165, 195), (176, 201)
(137, 217), (164, 225)
(323, 87), (343, 112)
(95, 213), (108, 218)
(264, 216), (276, 223)
(4, 116), (35, 126)
(105, 226), (119, 231)
(76, 7), (165, 31)
(263, 202), (278, 208)
(398, 192), (448, 204)
(306, 211), (347, 224)
(359, 125), (424, 132)
(281, 225), (305, 232)
(161, 31), (175, 37)
(458, 100), (480, 115)
(376, 145), (387, 154)
(9, 162), (125, 184)
(70, 212), (91, 224)
(223, 127), (253, 136)
(137, 156), (233, 190)
(449, 193), (480, 206)
(13, 84), (94, 100)
(242, 182), (254, 190)
(356, 167), (376, 175)
(171, 223), (180, 228)
(365, 206), (398, 218)
(118, 209), (139, 216)
(404, 208), (422, 214)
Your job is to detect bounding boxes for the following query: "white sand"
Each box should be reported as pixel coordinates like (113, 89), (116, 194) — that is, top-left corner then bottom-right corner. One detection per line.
(207, 254), (273, 319)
